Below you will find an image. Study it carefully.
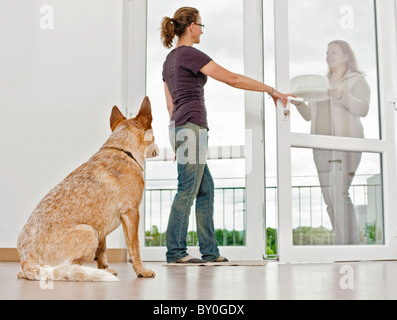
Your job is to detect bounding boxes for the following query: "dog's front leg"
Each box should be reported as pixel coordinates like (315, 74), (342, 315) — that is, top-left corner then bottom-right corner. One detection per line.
(121, 209), (156, 278)
(95, 238), (118, 276)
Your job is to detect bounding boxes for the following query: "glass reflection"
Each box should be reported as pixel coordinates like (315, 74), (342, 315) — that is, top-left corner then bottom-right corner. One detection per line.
(291, 149), (384, 246)
(291, 40), (371, 245)
(292, 41), (371, 139)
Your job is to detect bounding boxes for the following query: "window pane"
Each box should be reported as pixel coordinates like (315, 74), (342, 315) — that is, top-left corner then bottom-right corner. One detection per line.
(291, 148), (384, 246)
(288, 0), (380, 140)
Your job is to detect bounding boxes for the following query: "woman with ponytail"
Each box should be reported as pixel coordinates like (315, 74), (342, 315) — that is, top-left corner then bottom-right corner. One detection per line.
(162, 7), (293, 264)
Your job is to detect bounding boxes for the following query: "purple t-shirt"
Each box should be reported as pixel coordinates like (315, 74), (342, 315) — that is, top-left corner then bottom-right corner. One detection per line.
(162, 46), (212, 129)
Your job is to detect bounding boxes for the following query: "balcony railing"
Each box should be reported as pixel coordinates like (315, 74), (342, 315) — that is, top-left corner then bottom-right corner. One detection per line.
(291, 183), (383, 246)
(144, 187), (246, 247)
(144, 183), (383, 252)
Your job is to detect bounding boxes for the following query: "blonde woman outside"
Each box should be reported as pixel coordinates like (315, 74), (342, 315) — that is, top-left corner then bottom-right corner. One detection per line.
(292, 40), (371, 245)
(161, 7), (293, 263)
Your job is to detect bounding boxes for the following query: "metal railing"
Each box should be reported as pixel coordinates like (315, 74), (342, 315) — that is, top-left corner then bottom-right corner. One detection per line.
(290, 183), (383, 246)
(144, 183), (383, 249)
(266, 183), (383, 250)
(144, 187), (246, 247)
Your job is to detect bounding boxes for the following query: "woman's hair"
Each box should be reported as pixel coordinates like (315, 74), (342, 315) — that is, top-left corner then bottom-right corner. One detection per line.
(327, 40), (363, 77)
(161, 7), (200, 49)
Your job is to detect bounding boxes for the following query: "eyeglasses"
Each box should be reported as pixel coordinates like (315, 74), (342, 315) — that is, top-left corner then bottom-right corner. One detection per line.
(194, 23), (205, 29)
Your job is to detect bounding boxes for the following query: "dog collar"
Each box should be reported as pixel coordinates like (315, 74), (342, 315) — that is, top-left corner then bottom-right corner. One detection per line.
(101, 147), (144, 171)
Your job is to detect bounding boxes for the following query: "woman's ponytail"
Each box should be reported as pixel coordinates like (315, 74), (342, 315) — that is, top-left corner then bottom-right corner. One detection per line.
(161, 17), (175, 49)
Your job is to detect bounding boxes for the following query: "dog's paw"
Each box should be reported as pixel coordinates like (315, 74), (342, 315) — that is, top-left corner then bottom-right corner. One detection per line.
(137, 268), (156, 278)
(106, 268), (118, 276)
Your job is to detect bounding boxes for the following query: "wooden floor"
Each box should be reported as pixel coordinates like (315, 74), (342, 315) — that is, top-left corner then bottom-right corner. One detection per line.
(1, 260), (397, 300)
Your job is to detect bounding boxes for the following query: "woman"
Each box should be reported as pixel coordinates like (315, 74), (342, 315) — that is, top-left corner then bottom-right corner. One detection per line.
(161, 7), (292, 263)
(292, 40), (370, 245)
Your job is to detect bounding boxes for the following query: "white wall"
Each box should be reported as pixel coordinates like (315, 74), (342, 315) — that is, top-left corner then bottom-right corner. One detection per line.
(0, 0), (124, 248)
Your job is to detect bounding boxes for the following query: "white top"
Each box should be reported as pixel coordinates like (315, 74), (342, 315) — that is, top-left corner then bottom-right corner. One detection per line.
(295, 71), (371, 138)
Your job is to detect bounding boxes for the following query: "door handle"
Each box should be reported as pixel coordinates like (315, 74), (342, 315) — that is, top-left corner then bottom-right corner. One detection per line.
(283, 96), (304, 120)
(283, 104), (290, 120)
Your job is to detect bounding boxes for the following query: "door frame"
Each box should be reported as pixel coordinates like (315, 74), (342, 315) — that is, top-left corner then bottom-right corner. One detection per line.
(274, 0), (397, 262)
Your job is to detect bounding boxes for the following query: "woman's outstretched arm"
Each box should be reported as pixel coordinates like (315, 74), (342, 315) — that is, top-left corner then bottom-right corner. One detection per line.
(200, 60), (291, 106)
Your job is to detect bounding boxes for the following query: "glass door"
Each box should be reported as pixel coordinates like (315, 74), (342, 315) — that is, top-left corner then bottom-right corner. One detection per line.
(274, 0), (397, 262)
(139, 0), (265, 261)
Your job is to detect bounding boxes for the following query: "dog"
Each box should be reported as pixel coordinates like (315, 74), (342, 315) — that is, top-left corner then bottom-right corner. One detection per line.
(17, 96), (159, 281)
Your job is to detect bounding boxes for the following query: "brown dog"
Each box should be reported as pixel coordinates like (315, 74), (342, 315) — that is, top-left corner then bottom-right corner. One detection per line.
(17, 97), (158, 281)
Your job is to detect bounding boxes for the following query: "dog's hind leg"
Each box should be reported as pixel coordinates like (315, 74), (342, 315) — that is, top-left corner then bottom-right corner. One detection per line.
(63, 224), (99, 265)
(36, 225), (119, 281)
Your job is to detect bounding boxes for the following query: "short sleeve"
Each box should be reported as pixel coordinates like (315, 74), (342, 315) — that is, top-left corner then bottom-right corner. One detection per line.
(183, 47), (212, 75)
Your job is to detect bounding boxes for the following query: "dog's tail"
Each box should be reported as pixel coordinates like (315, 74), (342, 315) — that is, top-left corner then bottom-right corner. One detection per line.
(18, 260), (119, 282)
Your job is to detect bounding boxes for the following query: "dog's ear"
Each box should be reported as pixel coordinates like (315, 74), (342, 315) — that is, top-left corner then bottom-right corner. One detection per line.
(110, 106), (126, 131)
(135, 96), (153, 130)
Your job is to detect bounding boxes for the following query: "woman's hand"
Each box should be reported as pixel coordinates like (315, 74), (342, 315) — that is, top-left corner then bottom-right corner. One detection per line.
(270, 90), (296, 107)
(328, 88), (343, 100)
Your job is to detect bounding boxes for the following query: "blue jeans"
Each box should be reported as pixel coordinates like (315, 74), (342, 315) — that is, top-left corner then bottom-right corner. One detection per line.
(166, 122), (220, 263)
